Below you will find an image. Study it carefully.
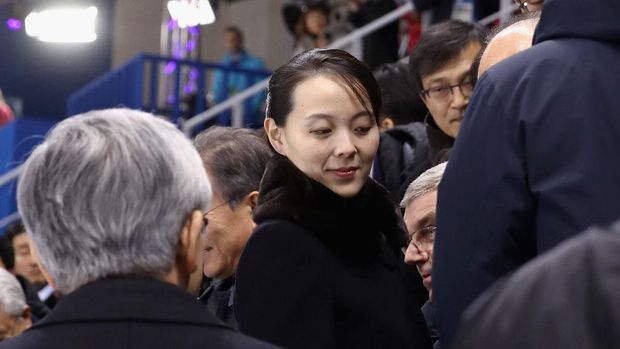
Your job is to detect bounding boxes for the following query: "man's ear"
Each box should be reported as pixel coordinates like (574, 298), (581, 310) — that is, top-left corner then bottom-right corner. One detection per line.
(265, 118), (286, 156)
(381, 117), (395, 130)
(177, 210), (204, 276)
(246, 191), (259, 211)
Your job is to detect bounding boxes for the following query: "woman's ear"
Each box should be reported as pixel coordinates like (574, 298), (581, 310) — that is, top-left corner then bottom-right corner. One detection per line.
(265, 118), (287, 156)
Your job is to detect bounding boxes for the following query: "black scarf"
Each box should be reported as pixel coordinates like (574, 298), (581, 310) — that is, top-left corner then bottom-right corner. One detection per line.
(254, 155), (408, 264)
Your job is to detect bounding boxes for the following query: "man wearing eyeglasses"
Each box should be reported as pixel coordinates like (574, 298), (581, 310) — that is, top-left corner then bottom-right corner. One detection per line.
(401, 162), (447, 349)
(409, 20), (485, 166)
(193, 127), (273, 328)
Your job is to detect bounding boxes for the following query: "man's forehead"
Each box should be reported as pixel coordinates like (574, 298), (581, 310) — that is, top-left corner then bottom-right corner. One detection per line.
(12, 232), (29, 245)
(421, 43), (480, 86)
(404, 191), (438, 221)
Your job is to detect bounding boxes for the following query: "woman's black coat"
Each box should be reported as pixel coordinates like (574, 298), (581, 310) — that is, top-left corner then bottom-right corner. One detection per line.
(234, 156), (432, 349)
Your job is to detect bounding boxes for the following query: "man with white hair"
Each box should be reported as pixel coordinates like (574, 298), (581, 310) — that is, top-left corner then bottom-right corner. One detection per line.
(0, 268), (31, 342)
(401, 162), (447, 349)
(2, 109), (279, 349)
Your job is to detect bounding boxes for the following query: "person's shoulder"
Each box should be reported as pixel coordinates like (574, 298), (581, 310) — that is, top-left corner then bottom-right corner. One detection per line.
(0, 325), (282, 349)
(456, 225), (620, 348)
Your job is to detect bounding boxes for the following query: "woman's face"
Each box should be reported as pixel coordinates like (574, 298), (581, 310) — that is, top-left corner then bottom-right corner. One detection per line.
(267, 75), (379, 198)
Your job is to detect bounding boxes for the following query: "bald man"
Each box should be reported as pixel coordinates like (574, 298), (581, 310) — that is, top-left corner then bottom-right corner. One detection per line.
(478, 16), (539, 77)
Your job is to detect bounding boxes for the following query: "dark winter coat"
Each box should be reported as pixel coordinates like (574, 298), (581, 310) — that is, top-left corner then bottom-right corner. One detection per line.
(0, 277), (279, 349)
(375, 120), (453, 204)
(433, 0), (620, 347)
(198, 276), (237, 329)
(234, 156), (432, 349)
(454, 224), (620, 349)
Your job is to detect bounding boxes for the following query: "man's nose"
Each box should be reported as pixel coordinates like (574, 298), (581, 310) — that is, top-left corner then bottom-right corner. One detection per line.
(404, 243), (428, 265)
(450, 85), (469, 109)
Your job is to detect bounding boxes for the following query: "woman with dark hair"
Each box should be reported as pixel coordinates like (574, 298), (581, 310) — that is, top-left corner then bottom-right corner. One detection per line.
(234, 49), (432, 349)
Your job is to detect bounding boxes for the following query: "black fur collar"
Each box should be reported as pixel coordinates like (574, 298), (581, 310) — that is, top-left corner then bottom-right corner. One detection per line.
(254, 155), (407, 264)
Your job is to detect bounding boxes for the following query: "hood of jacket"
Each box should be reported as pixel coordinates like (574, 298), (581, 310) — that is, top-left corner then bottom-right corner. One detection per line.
(534, 0), (620, 45)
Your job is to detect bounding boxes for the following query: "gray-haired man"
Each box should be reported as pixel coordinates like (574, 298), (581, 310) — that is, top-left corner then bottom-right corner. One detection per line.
(5, 109), (279, 349)
(0, 268), (31, 342)
(401, 162), (447, 349)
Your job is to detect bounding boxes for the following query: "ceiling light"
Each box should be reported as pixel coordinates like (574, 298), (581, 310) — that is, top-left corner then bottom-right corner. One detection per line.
(25, 6), (98, 43)
(167, 0), (215, 29)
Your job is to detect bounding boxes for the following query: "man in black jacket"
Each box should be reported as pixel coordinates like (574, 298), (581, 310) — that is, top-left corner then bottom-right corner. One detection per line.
(1, 109), (279, 349)
(433, 0), (620, 347)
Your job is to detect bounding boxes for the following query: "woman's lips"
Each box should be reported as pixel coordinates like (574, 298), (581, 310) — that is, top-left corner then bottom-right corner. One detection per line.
(331, 167), (359, 179)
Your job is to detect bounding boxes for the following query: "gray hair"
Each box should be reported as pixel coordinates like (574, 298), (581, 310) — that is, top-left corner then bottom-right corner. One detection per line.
(194, 127), (272, 208)
(17, 109), (212, 293)
(400, 162), (447, 208)
(0, 268), (26, 316)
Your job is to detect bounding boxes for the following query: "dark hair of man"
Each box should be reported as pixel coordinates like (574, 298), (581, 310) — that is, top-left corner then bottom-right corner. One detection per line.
(266, 48), (382, 126)
(0, 222), (25, 270)
(373, 62), (427, 125)
(470, 11), (541, 84)
(224, 25), (244, 41)
(194, 127), (273, 208)
(409, 20), (487, 90)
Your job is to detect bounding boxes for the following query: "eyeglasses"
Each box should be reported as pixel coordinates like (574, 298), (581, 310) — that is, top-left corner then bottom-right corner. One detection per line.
(513, 0), (543, 12)
(408, 225), (436, 252)
(202, 192), (250, 228)
(420, 80), (474, 102)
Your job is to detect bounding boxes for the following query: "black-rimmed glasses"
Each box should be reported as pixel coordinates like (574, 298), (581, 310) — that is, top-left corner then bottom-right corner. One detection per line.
(420, 80), (474, 102)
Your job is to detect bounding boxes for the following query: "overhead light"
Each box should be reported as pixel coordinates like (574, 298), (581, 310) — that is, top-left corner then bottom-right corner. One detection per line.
(25, 6), (98, 43)
(167, 0), (215, 29)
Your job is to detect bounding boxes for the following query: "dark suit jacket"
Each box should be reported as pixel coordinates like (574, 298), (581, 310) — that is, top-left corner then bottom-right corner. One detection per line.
(0, 277), (279, 349)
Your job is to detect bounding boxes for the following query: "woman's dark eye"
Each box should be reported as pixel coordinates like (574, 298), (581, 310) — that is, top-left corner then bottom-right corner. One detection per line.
(355, 127), (372, 134)
(310, 128), (332, 135)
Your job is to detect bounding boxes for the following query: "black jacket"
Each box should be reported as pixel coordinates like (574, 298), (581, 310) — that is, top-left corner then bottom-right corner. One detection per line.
(199, 276), (237, 329)
(454, 224), (620, 349)
(375, 121), (452, 204)
(235, 156), (432, 349)
(433, 0), (620, 346)
(0, 277), (279, 349)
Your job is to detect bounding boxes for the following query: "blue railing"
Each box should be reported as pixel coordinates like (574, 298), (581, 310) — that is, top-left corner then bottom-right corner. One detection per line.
(67, 53), (271, 127)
